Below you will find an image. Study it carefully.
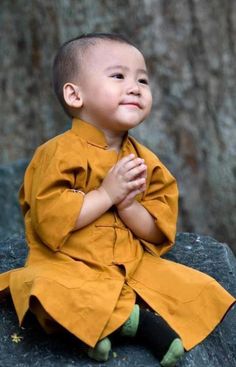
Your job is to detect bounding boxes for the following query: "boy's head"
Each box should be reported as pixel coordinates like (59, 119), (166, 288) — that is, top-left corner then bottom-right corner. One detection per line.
(53, 32), (152, 132)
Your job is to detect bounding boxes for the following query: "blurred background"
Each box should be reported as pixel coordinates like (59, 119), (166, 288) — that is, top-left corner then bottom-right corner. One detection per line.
(0, 0), (235, 253)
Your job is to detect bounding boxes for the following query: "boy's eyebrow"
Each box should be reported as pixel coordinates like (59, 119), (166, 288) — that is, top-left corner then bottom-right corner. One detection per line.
(105, 65), (148, 75)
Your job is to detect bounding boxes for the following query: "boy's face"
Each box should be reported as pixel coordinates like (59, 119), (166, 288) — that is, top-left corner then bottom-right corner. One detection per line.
(76, 40), (152, 133)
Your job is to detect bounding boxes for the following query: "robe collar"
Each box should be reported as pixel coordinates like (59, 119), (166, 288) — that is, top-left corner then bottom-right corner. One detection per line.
(71, 118), (129, 150)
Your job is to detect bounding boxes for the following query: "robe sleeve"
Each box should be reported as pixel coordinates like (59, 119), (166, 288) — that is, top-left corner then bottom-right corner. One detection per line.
(140, 159), (178, 256)
(20, 145), (85, 251)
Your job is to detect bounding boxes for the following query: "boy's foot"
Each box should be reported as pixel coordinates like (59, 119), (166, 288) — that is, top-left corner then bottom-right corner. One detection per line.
(120, 304), (140, 337)
(160, 338), (184, 367)
(120, 305), (184, 366)
(87, 337), (111, 362)
(136, 308), (184, 365)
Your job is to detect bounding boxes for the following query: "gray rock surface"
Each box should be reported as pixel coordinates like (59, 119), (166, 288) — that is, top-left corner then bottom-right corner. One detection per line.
(0, 159), (28, 239)
(0, 233), (235, 367)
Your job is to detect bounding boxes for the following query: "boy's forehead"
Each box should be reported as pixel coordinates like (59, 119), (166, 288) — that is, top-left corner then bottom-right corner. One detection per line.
(85, 40), (146, 68)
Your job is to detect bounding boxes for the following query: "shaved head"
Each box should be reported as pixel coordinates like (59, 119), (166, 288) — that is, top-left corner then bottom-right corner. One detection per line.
(53, 33), (137, 116)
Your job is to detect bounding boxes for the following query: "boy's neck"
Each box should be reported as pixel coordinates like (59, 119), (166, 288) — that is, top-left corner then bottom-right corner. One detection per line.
(101, 128), (126, 152)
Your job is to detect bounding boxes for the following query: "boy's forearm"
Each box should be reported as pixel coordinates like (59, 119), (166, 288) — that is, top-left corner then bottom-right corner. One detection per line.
(117, 201), (165, 244)
(73, 187), (113, 230)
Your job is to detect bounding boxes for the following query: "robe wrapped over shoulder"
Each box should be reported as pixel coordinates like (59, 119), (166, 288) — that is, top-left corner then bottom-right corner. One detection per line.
(0, 119), (235, 350)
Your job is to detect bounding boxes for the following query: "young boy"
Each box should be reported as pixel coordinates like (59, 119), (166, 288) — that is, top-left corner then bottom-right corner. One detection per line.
(0, 33), (235, 367)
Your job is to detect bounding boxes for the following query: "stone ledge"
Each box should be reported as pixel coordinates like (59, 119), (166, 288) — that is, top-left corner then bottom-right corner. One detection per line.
(0, 233), (235, 366)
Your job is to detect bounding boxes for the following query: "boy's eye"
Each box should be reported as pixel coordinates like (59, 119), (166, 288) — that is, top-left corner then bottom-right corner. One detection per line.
(139, 78), (149, 85)
(111, 73), (124, 79)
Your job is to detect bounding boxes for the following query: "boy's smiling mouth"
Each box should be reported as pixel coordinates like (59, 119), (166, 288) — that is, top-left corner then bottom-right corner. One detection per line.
(119, 101), (142, 109)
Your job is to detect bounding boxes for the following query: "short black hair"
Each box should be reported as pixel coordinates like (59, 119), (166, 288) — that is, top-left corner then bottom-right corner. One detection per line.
(52, 32), (138, 117)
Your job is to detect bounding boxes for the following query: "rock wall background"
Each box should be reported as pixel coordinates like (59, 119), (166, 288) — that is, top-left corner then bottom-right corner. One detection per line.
(0, 0), (236, 252)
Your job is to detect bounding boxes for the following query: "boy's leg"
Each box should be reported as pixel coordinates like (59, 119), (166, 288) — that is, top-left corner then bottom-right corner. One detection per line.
(29, 296), (63, 334)
(120, 304), (184, 367)
(30, 296), (111, 362)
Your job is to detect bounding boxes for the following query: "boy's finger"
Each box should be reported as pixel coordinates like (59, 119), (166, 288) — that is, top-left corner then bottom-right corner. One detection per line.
(120, 154), (136, 164)
(116, 157), (145, 176)
(114, 154), (136, 172)
(128, 177), (146, 190)
(125, 164), (147, 180)
(137, 167), (147, 179)
(124, 157), (144, 172)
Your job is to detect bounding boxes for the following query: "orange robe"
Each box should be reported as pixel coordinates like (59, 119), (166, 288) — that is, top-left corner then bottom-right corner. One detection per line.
(0, 118), (235, 349)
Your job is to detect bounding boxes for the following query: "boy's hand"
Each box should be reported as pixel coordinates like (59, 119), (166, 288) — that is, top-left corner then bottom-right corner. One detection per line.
(116, 163), (147, 210)
(100, 154), (146, 205)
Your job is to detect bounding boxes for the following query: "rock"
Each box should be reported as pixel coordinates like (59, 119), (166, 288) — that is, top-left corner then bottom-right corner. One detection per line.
(0, 159), (28, 239)
(0, 233), (235, 366)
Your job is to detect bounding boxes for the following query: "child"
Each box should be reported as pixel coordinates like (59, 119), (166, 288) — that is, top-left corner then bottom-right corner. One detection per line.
(0, 33), (235, 367)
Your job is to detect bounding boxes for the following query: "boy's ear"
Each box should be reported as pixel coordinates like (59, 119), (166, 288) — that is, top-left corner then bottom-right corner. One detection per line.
(63, 83), (83, 108)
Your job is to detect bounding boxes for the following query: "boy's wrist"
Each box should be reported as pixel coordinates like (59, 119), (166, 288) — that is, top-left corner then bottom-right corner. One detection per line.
(117, 199), (136, 213)
(97, 186), (114, 208)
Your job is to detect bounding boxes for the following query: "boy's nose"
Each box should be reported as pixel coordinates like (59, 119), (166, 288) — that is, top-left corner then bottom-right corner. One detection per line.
(127, 82), (141, 96)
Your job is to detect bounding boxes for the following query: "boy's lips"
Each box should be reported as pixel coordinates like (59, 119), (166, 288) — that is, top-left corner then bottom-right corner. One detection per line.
(120, 101), (142, 109)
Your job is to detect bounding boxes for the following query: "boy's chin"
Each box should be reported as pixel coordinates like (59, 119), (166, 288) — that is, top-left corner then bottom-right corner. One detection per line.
(116, 117), (144, 130)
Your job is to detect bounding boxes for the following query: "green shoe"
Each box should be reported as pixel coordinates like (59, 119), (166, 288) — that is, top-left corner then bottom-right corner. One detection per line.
(160, 338), (184, 367)
(120, 304), (140, 337)
(87, 337), (111, 362)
